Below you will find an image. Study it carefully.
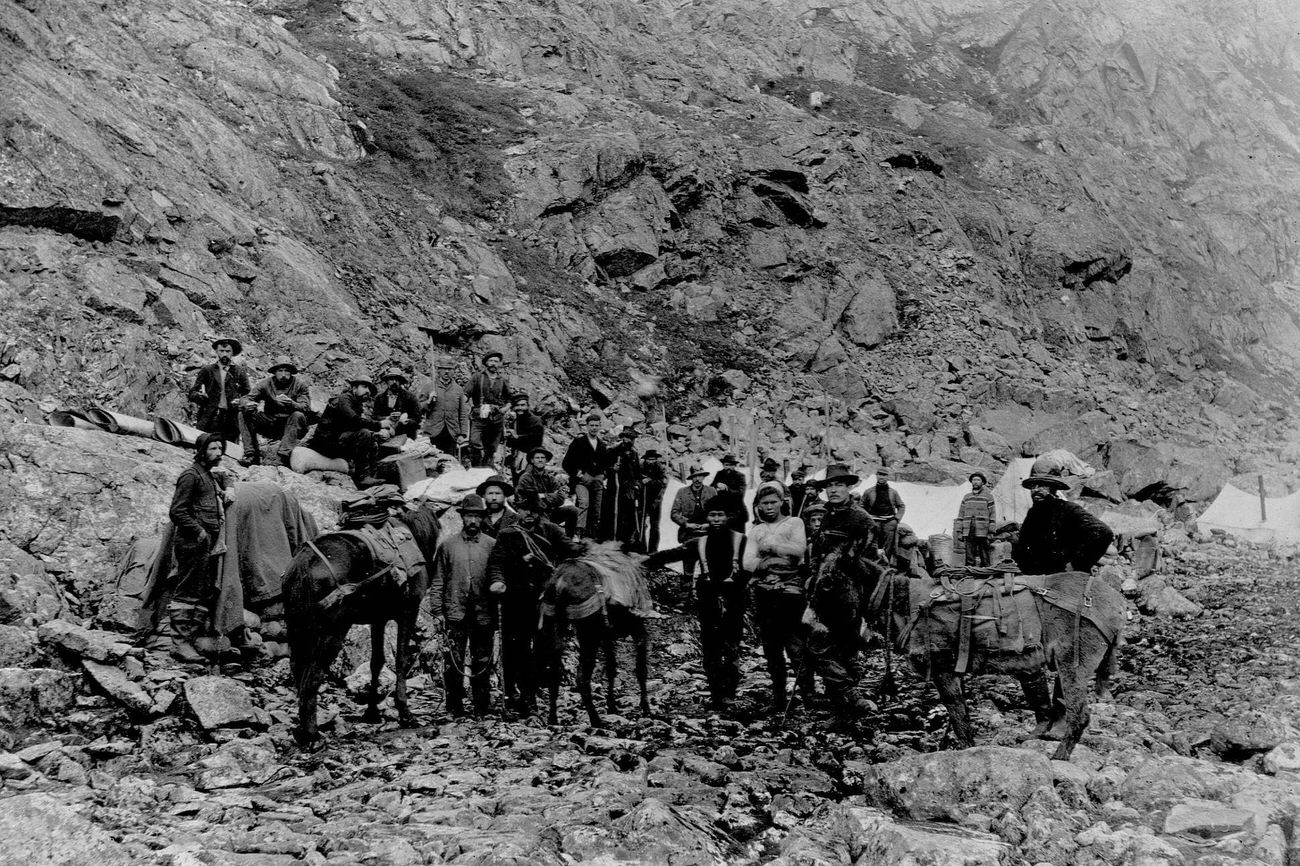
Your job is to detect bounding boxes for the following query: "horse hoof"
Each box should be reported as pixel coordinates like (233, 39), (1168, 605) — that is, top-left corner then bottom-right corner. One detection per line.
(547, 714), (559, 726)
(398, 713), (418, 729)
(361, 709), (382, 724)
(293, 730), (324, 752)
(588, 716), (604, 729)
(639, 703), (652, 717)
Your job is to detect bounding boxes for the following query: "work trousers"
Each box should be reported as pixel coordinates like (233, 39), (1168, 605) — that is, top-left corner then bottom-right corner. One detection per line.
(468, 417), (504, 467)
(644, 494), (664, 553)
(171, 530), (216, 616)
(807, 617), (864, 714)
(443, 618), (495, 715)
(964, 531), (992, 567)
(500, 596), (538, 710)
(199, 407), (241, 445)
(240, 410), (308, 462)
(429, 429), (461, 458)
(753, 586), (812, 709)
(574, 477), (606, 540)
(875, 517), (899, 562)
(697, 578), (746, 705)
(314, 430), (380, 481)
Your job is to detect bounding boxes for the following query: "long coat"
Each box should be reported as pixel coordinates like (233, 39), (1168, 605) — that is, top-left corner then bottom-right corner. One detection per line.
(1013, 497), (1114, 575)
(423, 378), (470, 440)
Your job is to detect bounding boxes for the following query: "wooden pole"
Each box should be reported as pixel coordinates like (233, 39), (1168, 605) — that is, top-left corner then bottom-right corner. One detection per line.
(822, 394), (831, 458)
(1259, 474), (1267, 523)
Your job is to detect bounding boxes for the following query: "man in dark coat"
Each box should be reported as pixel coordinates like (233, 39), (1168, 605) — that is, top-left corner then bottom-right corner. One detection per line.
(1013, 475), (1114, 574)
(515, 447), (576, 535)
(504, 393), (545, 482)
(189, 337), (251, 442)
(467, 351), (514, 466)
(239, 356), (310, 466)
(306, 376), (391, 485)
(562, 413), (609, 540)
(711, 454), (749, 533)
(476, 474), (518, 539)
(486, 491), (568, 717)
(861, 467), (906, 562)
(422, 361), (470, 456)
(669, 465), (716, 585)
(605, 426), (643, 546)
(167, 432), (231, 638)
(374, 368), (422, 439)
(806, 463), (879, 718)
(788, 465), (812, 517)
(640, 449), (669, 553)
(430, 494), (497, 717)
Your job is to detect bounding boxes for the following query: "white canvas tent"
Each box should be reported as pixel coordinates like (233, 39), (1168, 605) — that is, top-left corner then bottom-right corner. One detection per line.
(991, 457), (1035, 526)
(1196, 484), (1300, 545)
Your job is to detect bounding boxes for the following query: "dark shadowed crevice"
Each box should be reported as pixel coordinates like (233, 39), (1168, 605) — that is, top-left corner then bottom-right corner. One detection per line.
(0, 205), (120, 242)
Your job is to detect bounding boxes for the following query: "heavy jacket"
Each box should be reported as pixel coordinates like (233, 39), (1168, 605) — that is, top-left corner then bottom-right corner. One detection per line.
(810, 501), (877, 628)
(562, 433), (608, 481)
(1013, 497), (1114, 575)
(374, 386), (422, 433)
(467, 372), (514, 415)
(862, 483), (905, 519)
(481, 508), (519, 540)
(516, 466), (566, 512)
(423, 377), (470, 439)
(249, 375), (310, 417)
(486, 518), (568, 597)
(311, 390), (382, 451)
(712, 467), (747, 493)
(506, 410), (545, 453)
(168, 438), (227, 539)
(432, 530), (496, 625)
(695, 528), (747, 584)
(670, 483), (717, 542)
(189, 362), (250, 431)
(955, 490), (996, 539)
(744, 515), (806, 593)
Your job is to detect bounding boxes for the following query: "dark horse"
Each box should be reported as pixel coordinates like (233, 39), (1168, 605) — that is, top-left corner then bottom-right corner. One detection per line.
(283, 504), (441, 747)
(841, 539), (1122, 761)
(539, 544), (652, 727)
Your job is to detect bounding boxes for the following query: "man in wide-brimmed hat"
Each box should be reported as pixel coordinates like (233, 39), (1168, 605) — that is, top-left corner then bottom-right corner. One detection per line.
(374, 367), (421, 439)
(669, 464), (717, 587)
(639, 449), (669, 552)
(164, 431), (232, 651)
(515, 446), (575, 535)
(955, 471), (997, 566)
(188, 337), (251, 442)
(305, 373), (391, 486)
(467, 350), (515, 467)
(431, 493), (497, 717)
(711, 453), (747, 505)
(805, 462), (880, 720)
(422, 358), (470, 457)
(476, 474), (517, 539)
(239, 355), (310, 466)
(1013, 473), (1113, 575)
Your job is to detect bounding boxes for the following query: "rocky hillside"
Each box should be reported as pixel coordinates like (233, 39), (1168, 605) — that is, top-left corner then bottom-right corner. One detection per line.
(4, 0), (1300, 499)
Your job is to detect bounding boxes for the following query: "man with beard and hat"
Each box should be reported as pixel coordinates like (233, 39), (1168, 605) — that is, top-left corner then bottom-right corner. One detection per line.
(486, 490), (569, 717)
(467, 351), (514, 467)
(670, 465), (717, 589)
(306, 375), (392, 486)
(515, 447), (576, 535)
(753, 457), (792, 519)
(788, 465), (812, 517)
(422, 360), (470, 457)
(712, 453), (747, 497)
(955, 471), (997, 566)
(189, 337), (251, 443)
(476, 474), (519, 539)
(431, 494), (497, 717)
(504, 393), (545, 482)
(861, 466), (906, 562)
(605, 425), (643, 546)
(640, 449), (669, 553)
(167, 432), (234, 642)
(1014, 473), (1114, 575)
(374, 368), (422, 439)
(804, 463), (879, 718)
(238, 356), (310, 466)
(744, 480), (810, 717)
(562, 413), (610, 540)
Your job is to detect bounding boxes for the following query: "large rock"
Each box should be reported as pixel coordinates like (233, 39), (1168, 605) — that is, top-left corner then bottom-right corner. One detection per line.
(0, 793), (133, 865)
(1162, 799), (1254, 838)
(183, 675), (263, 730)
(1211, 711), (1299, 760)
(772, 804), (1010, 866)
(0, 667), (78, 726)
(859, 746), (1052, 822)
(0, 543), (65, 626)
(82, 660), (154, 714)
(38, 619), (133, 663)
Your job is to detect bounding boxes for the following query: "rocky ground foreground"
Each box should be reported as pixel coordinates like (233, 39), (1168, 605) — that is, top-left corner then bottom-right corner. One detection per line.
(2, 529), (1299, 866)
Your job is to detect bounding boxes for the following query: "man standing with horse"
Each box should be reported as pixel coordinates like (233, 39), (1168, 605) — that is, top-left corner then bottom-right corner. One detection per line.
(431, 494), (497, 718)
(487, 490), (568, 718)
(805, 463), (879, 719)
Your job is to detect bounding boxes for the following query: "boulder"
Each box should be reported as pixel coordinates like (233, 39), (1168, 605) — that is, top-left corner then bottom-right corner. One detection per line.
(0, 667), (79, 726)
(1137, 576), (1203, 618)
(0, 543), (65, 626)
(1263, 742), (1300, 775)
(771, 804), (1010, 866)
(859, 746), (1052, 821)
(0, 624), (42, 666)
(183, 675), (263, 730)
(82, 660), (154, 714)
(38, 619), (133, 663)
(0, 793), (133, 865)
(1162, 798), (1254, 838)
(1211, 711), (1299, 760)
(1118, 756), (1248, 816)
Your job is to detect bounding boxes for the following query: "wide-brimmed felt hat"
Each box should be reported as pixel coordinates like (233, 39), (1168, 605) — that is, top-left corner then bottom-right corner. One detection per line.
(720, 454), (740, 465)
(687, 465), (709, 479)
(476, 474), (515, 497)
(512, 392), (530, 404)
(969, 471), (987, 484)
(482, 351), (504, 364)
(457, 493), (487, 513)
(348, 375), (377, 394)
(818, 463), (860, 487)
(212, 337), (243, 356)
(1021, 474), (1069, 491)
(380, 367), (408, 384)
(761, 457), (780, 471)
(528, 446), (553, 461)
(268, 355), (297, 374)
(619, 425), (640, 439)
(643, 449), (662, 460)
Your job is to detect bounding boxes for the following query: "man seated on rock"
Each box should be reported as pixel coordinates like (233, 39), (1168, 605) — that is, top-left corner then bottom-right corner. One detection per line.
(166, 432), (235, 653)
(189, 337), (251, 443)
(476, 474), (518, 539)
(305, 375), (391, 486)
(1013, 474), (1114, 575)
(515, 447), (576, 535)
(504, 393), (545, 482)
(239, 355), (310, 466)
(373, 368), (422, 440)
(430, 494), (497, 718)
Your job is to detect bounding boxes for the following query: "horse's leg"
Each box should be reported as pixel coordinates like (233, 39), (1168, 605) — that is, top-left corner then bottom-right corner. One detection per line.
(1016, 668), (1054, 739)
(603, 620), (619, 717)
(395, 613), (417, 728)
(364, 624), (386, 723)
(544, 618), (561, 726)
(1052, 660), (1092, 761)
(1095, 635), (1121, 702)
(933, 669), (975, 748)
(577, 621), (603, 728)
(633, 619), (651, 716)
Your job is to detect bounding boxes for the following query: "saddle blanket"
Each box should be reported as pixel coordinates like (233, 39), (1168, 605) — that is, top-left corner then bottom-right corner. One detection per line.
(330, 519), (426, 588)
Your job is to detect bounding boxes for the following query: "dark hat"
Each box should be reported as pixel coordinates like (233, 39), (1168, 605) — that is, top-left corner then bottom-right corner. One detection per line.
(514, 490), (544, 511)
(687, 464), (709, 479)
(528, 446), (553, 461)
(619, 425), (640, 439)
(268, 355), (297, 374)
(761, 457), (780, 471)
(1022, 474), (1070, 491)
(802, 500), (826, 516)
(212, 337), (243, 355)
(457, 493), (487, 513)
(476, 474), (515, 497)
(643, 449), (662, 460)
(720, 454), (740, 465)
(380, 367), (408, 384)
(482, 351), (504, 364)
(791, 465), (808, 477)
(818, 463), (860, 487)
(969, 471), (988, 484)
(512, 392), (530, 404)
(585, 412), (602, 423)
(348, 375), (377, 394)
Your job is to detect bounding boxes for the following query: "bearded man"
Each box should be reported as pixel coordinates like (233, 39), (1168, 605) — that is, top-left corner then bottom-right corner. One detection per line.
(189, 337), (250, 442)
(167, 432), (233, 639)
(1014, 474), (1114, 575)
(239, 356), (309, 466)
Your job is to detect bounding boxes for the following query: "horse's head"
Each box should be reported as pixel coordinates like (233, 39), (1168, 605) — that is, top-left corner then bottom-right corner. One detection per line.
(399, 502), (442, 561)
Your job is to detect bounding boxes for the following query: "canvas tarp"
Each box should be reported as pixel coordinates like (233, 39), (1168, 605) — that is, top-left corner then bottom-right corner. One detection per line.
(1196, 483), (1300, 545)
(992, 457), (1036, 526)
